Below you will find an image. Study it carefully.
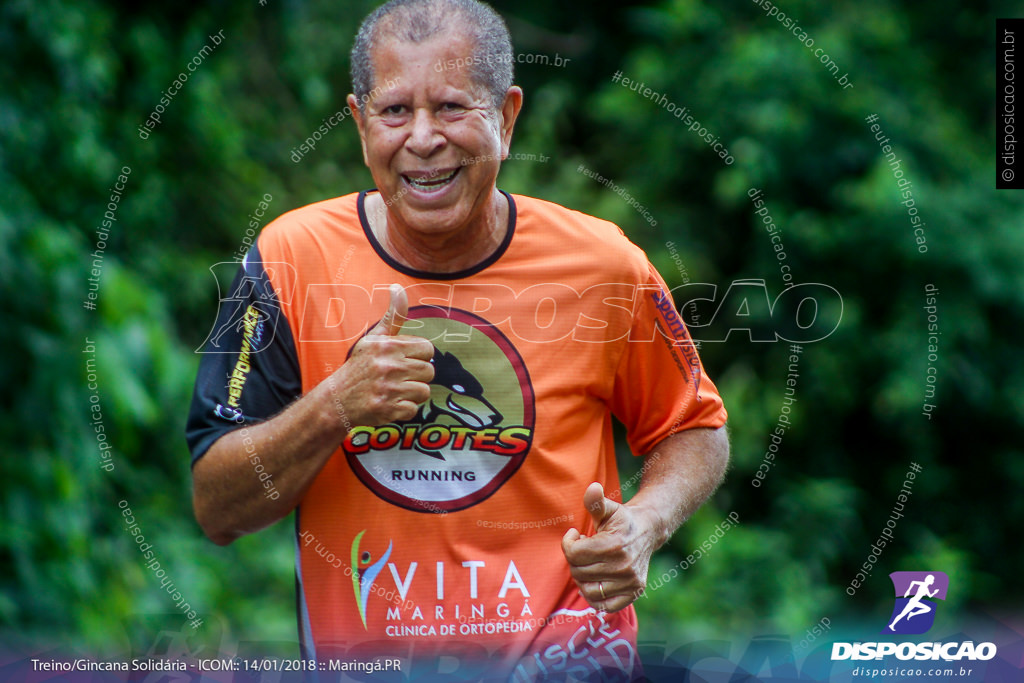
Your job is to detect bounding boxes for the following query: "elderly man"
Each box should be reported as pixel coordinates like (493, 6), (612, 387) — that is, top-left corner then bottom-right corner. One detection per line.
(187, 0), (729, 679)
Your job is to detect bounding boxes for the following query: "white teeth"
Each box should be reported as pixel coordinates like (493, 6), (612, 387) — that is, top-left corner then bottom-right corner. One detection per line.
(405, 168), (458, 191)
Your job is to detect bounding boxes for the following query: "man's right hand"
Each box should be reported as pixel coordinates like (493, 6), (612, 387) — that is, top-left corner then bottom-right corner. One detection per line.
(327, 283), (435, 428)
(194, 283), (434, 545)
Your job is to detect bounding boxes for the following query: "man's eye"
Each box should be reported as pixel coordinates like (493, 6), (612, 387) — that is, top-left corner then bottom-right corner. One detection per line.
(383, 104), (405, 115)
(442, 102), (464, 111)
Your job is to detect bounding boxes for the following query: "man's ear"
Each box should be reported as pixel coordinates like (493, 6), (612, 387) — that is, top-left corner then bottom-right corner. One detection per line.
(499, 86), (523, 159)
(347, 93), (370, 167)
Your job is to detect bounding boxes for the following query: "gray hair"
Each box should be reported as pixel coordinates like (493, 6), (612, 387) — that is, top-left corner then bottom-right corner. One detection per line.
(350, 0), (514, 109)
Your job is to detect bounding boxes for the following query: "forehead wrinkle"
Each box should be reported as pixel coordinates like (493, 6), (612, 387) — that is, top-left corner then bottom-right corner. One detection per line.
(368, 34), (493, 110)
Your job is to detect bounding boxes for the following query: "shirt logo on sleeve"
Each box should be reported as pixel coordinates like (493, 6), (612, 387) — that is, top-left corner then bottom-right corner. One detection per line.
(197, 260), (293, 354)
(652, 289), (702, 397)
(343, 307), (535, 513)
(226, 304), (266, 409)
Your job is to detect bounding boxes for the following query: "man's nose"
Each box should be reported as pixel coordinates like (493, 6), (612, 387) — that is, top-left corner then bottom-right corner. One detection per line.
(405, 109), (444, 157)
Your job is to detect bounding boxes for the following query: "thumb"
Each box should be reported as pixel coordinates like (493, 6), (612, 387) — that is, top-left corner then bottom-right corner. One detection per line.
(371, 284), (408, 336)
(583, 481), (618, 531)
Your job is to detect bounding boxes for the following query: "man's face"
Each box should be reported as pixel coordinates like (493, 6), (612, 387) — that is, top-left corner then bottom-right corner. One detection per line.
(350, 30), (521, 237)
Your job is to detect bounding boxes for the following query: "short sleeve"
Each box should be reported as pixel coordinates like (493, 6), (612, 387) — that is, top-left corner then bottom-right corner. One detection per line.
(610, 263), (728, 456)
(185, 245), (302, 464)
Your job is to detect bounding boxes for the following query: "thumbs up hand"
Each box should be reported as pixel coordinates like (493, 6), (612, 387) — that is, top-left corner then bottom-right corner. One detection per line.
(561, 482), (659, 613)
(328, 284), (435, 427)
(368, 283), (411, 337)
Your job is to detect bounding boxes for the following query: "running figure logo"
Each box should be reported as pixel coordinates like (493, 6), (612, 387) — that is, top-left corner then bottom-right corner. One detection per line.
(883, 571), (949, 635)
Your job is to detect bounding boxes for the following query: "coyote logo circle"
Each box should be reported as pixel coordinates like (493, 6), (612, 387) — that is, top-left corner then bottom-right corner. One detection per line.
(343, 306), (535, 512)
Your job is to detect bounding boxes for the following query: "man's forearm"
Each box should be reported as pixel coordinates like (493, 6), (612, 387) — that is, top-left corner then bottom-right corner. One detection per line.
(192, 293), (435, 546)
(192, 379), (347, 545)
(625, 426), (730, 549)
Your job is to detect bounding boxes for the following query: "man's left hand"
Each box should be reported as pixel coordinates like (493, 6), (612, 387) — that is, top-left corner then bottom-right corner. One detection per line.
(560, 481), (662, 613)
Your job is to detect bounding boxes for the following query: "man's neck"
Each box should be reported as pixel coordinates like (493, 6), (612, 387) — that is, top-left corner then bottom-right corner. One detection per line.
(365, 190), (509, 273)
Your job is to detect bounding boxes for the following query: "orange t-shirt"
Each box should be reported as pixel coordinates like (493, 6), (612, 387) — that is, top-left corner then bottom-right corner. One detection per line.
(187, 190), (727, 680)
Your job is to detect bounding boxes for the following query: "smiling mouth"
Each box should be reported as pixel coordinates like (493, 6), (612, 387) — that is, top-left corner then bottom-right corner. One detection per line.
(402, 168), (460, 193)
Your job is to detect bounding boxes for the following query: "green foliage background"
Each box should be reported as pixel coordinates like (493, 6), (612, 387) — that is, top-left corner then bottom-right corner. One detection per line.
(1, 0), (1021, 663)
